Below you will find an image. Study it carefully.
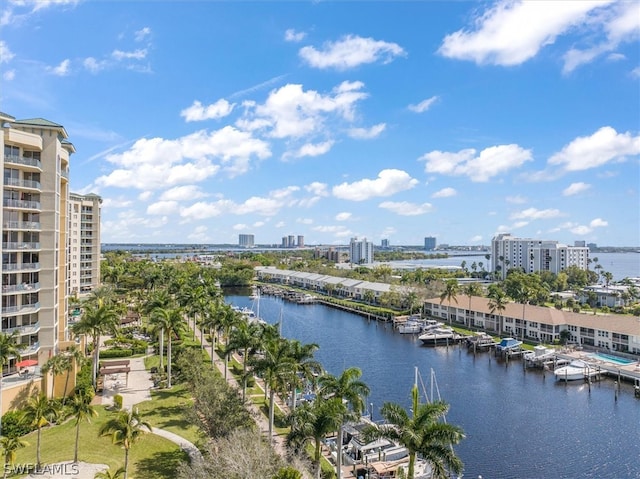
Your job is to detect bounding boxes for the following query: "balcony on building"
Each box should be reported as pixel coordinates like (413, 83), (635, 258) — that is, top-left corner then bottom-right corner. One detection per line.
(4, 154), (43, 171)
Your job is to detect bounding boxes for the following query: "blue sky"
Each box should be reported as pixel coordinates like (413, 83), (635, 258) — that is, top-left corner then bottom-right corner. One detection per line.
(2, 0), (639, 247)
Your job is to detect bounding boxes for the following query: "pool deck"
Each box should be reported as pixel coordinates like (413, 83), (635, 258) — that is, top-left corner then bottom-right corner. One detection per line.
(556, 351), (640, 383)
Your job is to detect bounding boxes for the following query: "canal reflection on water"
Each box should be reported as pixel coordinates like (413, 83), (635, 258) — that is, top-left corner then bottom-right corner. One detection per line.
(225, 292), (640, 479)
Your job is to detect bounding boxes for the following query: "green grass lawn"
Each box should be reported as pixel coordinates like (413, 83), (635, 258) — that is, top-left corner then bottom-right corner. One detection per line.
(14, 406), (187, 479)
(136, 384), (204, 447)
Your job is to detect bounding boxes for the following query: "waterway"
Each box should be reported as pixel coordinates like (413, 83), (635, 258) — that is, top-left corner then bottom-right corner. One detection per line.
(225, 292), (640, 479)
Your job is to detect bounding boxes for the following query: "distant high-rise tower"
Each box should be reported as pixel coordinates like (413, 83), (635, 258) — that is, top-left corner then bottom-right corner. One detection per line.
(68, 192), (102, 297)
(287, 235), (295, 248)
(349, 237), (374, 265)
(239, 234), (255, 248)
(424, 236), (436, 250)
(381, 239), (389, 248)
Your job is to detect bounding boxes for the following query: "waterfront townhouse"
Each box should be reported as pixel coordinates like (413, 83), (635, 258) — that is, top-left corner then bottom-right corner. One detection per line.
(426, 297), (640, 354)
(255, 267), (393, 302)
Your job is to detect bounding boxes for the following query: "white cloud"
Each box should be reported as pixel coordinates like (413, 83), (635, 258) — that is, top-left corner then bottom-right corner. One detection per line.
(232, 224), (249, 231)
(147, 200), (179, 215)
(181, 99), (235, 122)
(438, 0), (609, 66)
(304, 182), (329, 196)
(138, 191), (153, 201)
(569, 218), (609, 235)
(101, 197), (132, 208)
(180, 187), (299, 221)
(299, 34), (406, 70)
(631, 66), (640, 78)
(332, 169), (418, 201)
(159, 185), (207, 202)
(348, 123), (386, 139)
(240, 81), (369, 140)
(506, 195), (527, 204)
(95, 126), (271, 189)
(379, 201), (434, 216)
(335, 212), (352, 221)
(47, 59), (70, 76)
(297, 218), (313, 225)
(408, 96), (438, 113)
(112, 49), (147, 61)
(562, 182), (591, 196)
(432, 187), (457, 198)
(548, 126), (640, 171)
(135, 27), (152, 42)
(420, 144), (532, 182)
(510, 208), (563, 220)
(83, 57), (108, 73)
(469, 235), (483, 243)
(0, 41), (14, 63)
(562, 2), (639, 73)
(285, 28), (306, 42)
(285, 141), (334, 159)
(3, 69), (15, 81)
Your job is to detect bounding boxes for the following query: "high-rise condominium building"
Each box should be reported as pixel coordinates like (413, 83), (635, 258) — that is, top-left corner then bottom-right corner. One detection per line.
(424, 236), (436, 250)
(491, 233), (589, 280)
(68, 192), (102, 297)
(297, 235), (304, 248)
(238, 234), (255, 248)
(349, 237), (374, 265)
(2, 113), (73, 369)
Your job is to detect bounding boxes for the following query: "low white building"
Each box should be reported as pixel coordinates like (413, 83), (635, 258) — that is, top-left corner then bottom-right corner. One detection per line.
(426, 296), (640, 354)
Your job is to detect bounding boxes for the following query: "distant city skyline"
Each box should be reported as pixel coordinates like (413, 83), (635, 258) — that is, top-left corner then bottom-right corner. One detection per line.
(2, 1), (638, 246)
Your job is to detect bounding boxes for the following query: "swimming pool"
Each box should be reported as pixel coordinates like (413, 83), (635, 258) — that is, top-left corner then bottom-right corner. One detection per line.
(590, 352), (634, 365)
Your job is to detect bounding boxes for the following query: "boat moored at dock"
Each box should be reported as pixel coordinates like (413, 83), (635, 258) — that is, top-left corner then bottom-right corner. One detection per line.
(418, 326), (463, 346)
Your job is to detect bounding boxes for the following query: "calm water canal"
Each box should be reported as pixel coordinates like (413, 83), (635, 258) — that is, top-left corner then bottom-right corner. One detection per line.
(226, 292), (640, 479)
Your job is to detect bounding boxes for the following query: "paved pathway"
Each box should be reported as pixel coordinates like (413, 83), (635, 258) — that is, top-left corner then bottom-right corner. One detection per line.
(100, 354), (203, 464)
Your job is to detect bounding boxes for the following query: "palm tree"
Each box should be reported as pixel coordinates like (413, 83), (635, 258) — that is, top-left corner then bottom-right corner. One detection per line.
(286, 397), (343, 479)
(41, 354), (70, 398)
(286, 340), (321, 411)
(318, 367), (370, 479)
(61, 345), (86, 404)
(364, 383), (464, 479)
(99, 409), (152, 479)
(70, 391), (98, 463)
(1, 436), (29, 479)
(0, 331), (24, 436)
(72, 302), (119, 388)
(200, 301), (222, 367)
(439, 280), (459, 324)
(149, 308), (169, 372)
(250, 337), (296, 440)
(487, 284), (508, 334)
(228, 320), (263, 401)
(150, 307), (185, 388)
(21, 394), (59, 467)
(94, 467), (126, 479)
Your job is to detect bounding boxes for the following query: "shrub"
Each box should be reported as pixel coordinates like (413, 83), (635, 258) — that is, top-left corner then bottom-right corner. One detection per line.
(1, 410), (35, 437)
(113, 394), (123, 410)
(99, 349), (133, 359)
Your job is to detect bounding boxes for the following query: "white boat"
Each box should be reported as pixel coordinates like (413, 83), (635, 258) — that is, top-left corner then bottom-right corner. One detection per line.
(496, 337), (523, 353)
(554, 359), (596, 381)
(418, 327), (460, 345)
(466, 332), (497, 350)
(396, 320), (424, 334)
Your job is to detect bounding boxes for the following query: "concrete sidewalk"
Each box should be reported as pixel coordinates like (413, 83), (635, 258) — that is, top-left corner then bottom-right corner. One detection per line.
(100, 354), (203, 464)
